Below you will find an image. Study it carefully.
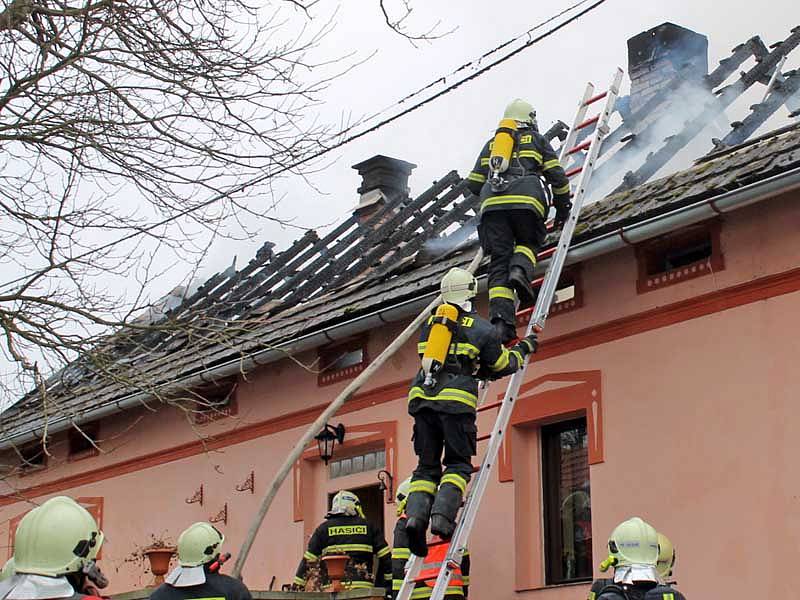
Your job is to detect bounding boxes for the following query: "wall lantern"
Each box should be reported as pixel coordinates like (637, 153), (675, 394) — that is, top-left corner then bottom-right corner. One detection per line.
(315, 423), (345, 465)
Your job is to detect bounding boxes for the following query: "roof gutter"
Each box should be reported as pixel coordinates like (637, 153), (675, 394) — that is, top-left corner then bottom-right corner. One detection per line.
(4, 165), (800, 450)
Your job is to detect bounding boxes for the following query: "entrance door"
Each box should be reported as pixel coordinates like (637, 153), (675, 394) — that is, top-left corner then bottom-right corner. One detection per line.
(328, 483), (385, 534)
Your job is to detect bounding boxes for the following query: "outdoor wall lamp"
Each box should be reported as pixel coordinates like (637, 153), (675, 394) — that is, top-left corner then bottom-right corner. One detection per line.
(315, 423), (345, 465)
(377, 469), (394, 502)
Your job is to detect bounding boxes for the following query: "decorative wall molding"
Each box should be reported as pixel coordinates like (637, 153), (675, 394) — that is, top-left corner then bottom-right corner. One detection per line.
(292, 420), (398, 523)
(497, 370), (603, 482)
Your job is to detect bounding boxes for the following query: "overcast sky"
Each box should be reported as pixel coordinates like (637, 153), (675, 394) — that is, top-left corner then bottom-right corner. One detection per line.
(182, 0), (798, 282)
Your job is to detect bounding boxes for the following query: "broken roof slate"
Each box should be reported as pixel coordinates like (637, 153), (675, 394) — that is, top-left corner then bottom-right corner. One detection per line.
(3, 121), (800, 443)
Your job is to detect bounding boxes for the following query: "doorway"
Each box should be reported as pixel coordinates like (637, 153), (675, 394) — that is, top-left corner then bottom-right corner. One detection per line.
(328, 484), (385, 534)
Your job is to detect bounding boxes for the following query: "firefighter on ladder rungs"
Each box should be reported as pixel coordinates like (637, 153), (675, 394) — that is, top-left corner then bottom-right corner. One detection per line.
(403, 267), (539, 557)
(466, 99), (573, 344)
(392, 478), (470, 600)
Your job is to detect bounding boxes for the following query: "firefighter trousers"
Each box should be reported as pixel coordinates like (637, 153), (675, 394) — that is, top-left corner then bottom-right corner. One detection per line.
(478, 209), (546, 326)
(410, 409), (477, 497)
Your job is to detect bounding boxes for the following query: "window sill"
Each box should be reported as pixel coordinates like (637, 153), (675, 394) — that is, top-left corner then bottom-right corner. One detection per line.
(515, 580), (591, 592)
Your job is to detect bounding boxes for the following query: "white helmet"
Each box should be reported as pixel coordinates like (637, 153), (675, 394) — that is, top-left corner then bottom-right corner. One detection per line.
(440, 268), (477, 307)
(14, 497), (103, 577)
(608, 517), (659, 584)
(164, 522), (224, 588)
(328, 490), (363, 518)
(503, 99), (537, 128)
(177, 522), (224, 567)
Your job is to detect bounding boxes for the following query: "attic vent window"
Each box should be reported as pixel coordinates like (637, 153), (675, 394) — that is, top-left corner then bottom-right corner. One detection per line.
(636, 221), (724, 294)
(517, 266), (584, 327)
(19, 440), (47, 473)
(192, 384), (238, 425)
(318, 337), (369, 386)
(68, 421), (100, 461)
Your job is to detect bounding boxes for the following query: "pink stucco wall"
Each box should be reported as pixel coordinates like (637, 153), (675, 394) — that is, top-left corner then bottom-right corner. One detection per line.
(0, 191), (798, 599)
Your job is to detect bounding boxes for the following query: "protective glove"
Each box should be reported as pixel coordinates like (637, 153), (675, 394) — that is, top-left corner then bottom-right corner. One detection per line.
(554, 201), (572, 228)
(517, 333), (538, 356)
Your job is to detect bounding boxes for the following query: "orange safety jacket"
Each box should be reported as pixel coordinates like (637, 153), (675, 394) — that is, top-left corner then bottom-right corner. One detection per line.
(419, 539), (464, 593)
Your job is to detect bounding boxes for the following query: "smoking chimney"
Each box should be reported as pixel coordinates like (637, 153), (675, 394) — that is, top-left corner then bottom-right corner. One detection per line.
(627, 23), (709, 114)
(351, 155), (417, 224)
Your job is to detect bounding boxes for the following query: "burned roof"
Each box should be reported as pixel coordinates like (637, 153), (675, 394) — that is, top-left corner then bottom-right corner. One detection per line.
(3, 24), (800, 445)
(3, 119), (800, 444)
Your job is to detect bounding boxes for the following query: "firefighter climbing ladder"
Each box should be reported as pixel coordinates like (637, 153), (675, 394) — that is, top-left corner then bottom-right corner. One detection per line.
(396, 67), (624, 600)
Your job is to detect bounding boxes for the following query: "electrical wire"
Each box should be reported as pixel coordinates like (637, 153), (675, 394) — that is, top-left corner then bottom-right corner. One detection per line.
(0, 0), (610, 293)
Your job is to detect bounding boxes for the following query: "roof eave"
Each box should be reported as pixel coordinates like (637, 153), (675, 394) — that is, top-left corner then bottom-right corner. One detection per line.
(3, 165), (800, 451)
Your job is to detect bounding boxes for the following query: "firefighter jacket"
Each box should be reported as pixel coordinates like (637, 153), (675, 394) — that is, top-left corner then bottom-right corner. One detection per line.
(391, 516), (469, 600)
(149, 570), (252, 600)
(408, 305), (531, 415)
(465, 127), (571, 218)
(589, 578), (612, 600)
(294, 514), (392, 591)
(595, 582), (686, 600)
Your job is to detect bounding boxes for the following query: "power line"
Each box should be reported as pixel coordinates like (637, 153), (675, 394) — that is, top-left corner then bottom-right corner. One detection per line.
(1, 0), (610, 294)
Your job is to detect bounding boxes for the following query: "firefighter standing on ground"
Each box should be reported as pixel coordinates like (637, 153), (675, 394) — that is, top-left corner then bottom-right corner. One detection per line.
(465, 99), (573, 343)
(150, 522), (251, 600)
(0, 496), (105, 600)
(391, 478), (470, 600)
(404, 267), (538, 556)
(294, 490), (391, 593)
(593, 518), (688, 600)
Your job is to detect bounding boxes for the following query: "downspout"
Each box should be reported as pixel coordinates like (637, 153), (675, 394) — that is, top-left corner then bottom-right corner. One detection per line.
(3, 165), (800, 450)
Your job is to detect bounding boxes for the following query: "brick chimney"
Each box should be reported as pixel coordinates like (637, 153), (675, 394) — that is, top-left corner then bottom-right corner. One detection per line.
(351, 155), (417, 224)
(627, 23), (709, 114)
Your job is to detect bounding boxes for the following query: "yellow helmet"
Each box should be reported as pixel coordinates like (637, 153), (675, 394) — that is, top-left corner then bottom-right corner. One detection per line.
(608, 517), (659, 567)
(656, 533), (675, 578)
(14, 496), (103, 577)
(440, 268), (477, 305)
(503, 99), (537, 127)
(177, 522), (224, 567)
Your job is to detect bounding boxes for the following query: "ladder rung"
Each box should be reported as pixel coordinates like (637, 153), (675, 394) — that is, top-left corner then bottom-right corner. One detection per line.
(584, 90), (608, 106)
(567, 141), (592, 155)
(414, 574), (439, 583)
(476, 433), (491, 442)
(516, 306), (533, 320)
(565, 166), (583, 177)
(538, 247), (556, 260)
(471, 465), (480, 473)
(476, 400), (503, 413)
(576, 115), (600, 130)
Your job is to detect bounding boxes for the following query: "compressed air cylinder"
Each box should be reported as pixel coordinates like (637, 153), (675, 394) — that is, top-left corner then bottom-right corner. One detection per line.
(489, 118), (518, 174)
(421, 303), (459, 382)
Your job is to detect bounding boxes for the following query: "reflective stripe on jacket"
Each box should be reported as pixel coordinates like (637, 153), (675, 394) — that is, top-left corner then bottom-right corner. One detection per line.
(408, 305), (528, 415)
(294, 514), (391, 591)
(465, 127), (571, 215)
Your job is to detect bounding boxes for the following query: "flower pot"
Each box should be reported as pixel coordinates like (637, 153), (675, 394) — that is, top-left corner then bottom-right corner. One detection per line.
(321, 554), (349, 592)
(144, 547), (176, 586)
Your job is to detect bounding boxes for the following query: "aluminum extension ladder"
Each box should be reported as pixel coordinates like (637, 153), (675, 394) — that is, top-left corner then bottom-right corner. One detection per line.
(396, 67), (624, 600)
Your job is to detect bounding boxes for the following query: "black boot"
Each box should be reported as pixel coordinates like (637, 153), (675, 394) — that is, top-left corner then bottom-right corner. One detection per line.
(492, 319), (516, 345)
(405, 492), (433, 557)
(430, 484), (463, 540)
(509, 266), (537, 309)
